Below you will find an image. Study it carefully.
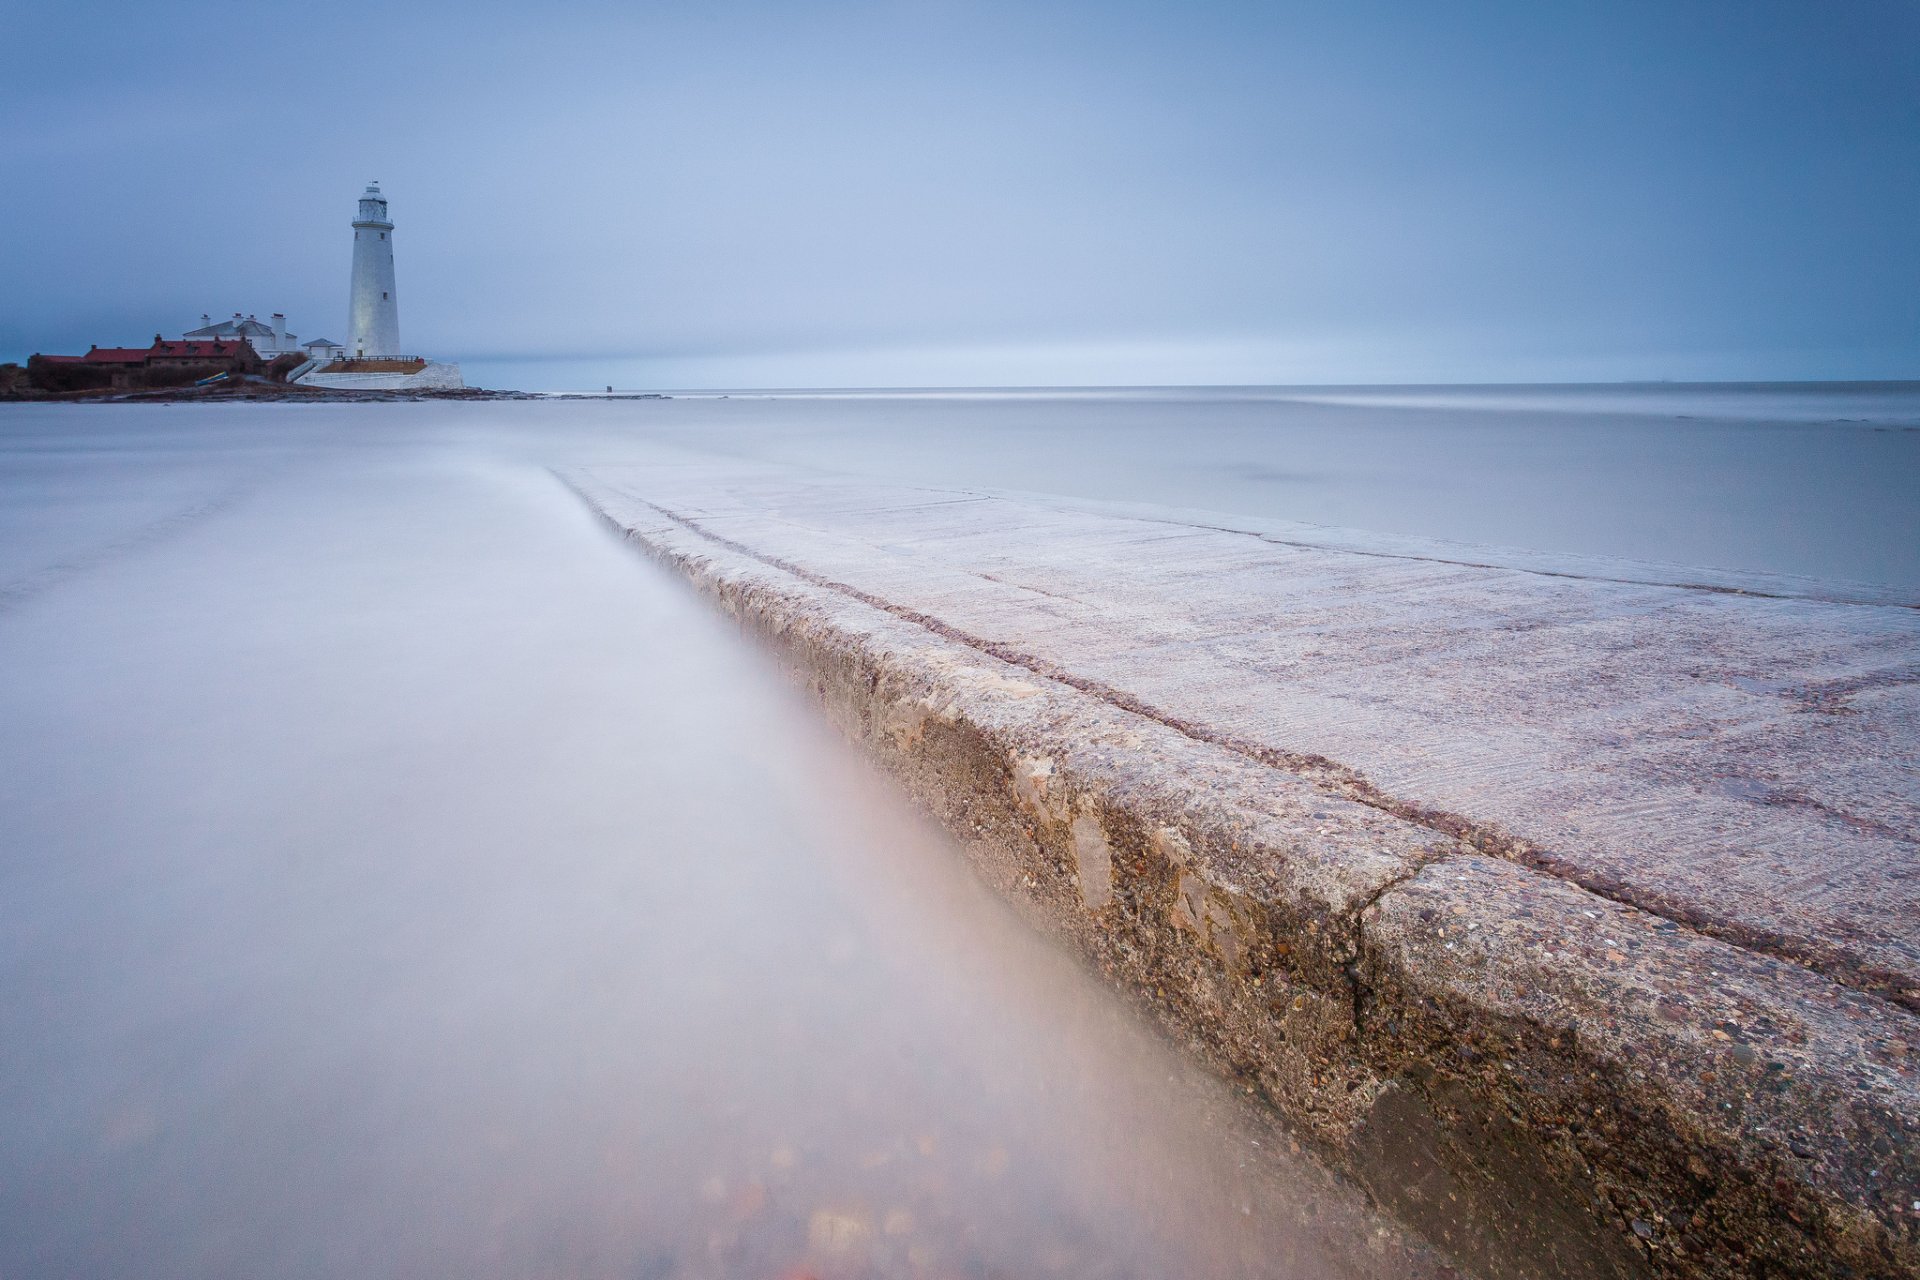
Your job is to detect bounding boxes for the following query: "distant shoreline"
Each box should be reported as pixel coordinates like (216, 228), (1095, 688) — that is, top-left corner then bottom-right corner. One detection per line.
(0, 381), (526, 404)
(0, 382), (671, 405)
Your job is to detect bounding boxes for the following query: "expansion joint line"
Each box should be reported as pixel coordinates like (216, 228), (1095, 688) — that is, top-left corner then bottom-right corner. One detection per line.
(1013, 496), (1920, 611)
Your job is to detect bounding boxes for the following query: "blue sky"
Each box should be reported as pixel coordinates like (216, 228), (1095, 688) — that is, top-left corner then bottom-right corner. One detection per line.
(4, 0), (1915, 387)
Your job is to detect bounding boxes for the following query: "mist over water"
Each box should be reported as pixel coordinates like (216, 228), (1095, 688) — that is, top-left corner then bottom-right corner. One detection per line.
(1, 388), (1913, 1278)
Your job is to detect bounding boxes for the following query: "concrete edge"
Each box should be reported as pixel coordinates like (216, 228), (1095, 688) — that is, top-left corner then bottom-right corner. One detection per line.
(567, 473), (1920, 1280)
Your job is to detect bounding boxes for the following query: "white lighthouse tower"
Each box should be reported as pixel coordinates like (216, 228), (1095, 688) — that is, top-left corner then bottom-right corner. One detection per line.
(295, 180), (461, 388)
(348, 181), (401, 358)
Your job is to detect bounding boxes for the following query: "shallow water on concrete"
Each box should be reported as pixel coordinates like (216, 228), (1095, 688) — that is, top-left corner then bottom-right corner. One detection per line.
(0, 406), (1431, 1280)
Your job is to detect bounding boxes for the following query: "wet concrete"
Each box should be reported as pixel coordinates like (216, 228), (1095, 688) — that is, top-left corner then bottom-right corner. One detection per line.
(571, 461), (1920, 1280)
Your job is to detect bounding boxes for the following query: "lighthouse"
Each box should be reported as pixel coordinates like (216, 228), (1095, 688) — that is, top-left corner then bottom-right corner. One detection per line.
(347, 181), (401, 358)
(294, 181), (461, 388)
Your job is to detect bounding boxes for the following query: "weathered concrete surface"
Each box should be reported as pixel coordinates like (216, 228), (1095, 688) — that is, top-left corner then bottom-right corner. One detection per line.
(567, 463), (1920, 1280)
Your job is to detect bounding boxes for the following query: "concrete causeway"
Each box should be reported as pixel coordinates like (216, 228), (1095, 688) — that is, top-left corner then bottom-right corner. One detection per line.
(569, 461), (1920, 1280)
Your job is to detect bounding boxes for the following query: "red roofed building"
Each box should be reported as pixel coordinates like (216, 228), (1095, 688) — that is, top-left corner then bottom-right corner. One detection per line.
(79, 347), (157, 365)
(27, 335), (261, 390)
(147, 338), (259, 371)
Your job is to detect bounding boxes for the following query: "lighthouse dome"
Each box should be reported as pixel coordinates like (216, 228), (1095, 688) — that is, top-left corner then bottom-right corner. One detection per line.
(355, 182), (391, 227)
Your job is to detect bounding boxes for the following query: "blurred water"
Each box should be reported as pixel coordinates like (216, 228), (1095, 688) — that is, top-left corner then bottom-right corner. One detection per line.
(0, 406), (1433, 1280)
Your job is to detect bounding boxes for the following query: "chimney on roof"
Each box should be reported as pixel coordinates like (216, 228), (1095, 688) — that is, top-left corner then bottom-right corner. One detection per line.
(271, 313), (286, 344)
(200, 314), (210, 327)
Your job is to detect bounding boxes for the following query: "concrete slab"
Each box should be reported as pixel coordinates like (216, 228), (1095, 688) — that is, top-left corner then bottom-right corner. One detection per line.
(579, 464), (1920, 1005)
(567, 462), (1920, 1280)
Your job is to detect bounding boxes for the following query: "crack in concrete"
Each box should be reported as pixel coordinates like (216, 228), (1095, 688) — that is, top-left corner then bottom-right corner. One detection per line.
(1344, 850), (1456, 1039)
(1010, 496), (1920, 611)
(972, 570), (1086, 604)
(1249, 533), (1918, 609)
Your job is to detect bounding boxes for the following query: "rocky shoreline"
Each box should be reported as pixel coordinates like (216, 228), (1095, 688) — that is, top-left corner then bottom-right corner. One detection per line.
(0, 378), (676, 404)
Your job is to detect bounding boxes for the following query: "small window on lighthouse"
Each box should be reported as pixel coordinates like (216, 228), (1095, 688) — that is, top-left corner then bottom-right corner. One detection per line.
(383, 292), (389, 299)
(380, 232), (386, 240)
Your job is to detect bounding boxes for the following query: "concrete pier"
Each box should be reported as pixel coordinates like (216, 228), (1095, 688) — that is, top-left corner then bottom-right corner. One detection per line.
(569, 462), (1919, 1280)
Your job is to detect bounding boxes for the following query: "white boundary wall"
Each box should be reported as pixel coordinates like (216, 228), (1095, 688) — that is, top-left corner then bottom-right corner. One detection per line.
(297, 362), (464, 391)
